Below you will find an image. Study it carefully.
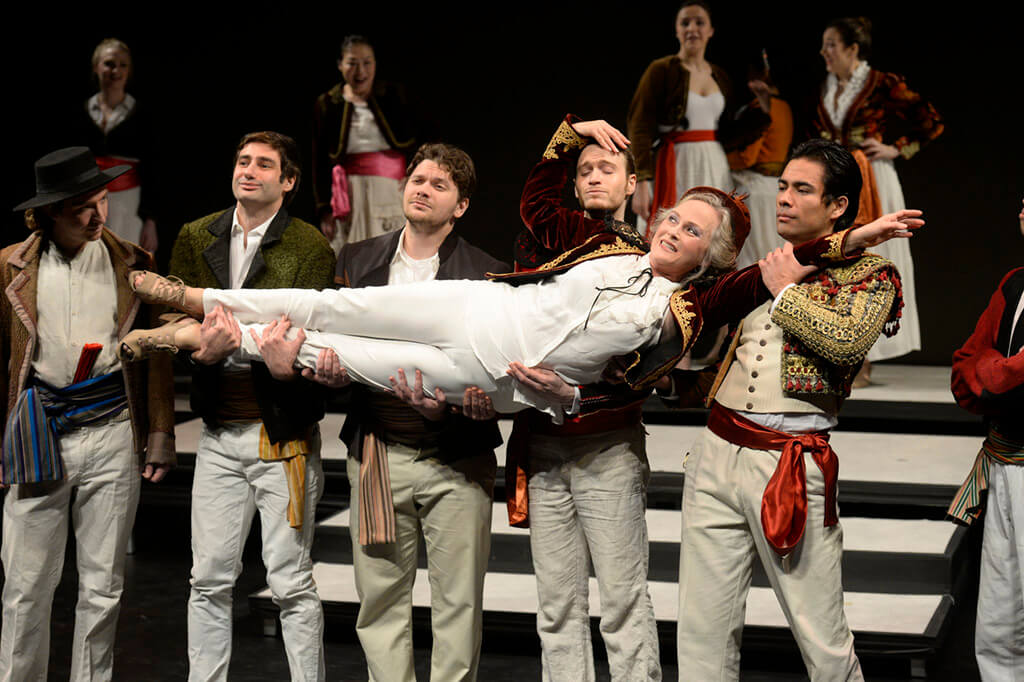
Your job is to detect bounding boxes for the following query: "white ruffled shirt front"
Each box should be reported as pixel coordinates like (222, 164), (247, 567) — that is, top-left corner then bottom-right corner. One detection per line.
(823, 60), (871, 129)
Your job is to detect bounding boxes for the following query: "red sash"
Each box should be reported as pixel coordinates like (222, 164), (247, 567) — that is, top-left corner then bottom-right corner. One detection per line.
(94, 156), (140, 192)
(707, 402), (839, 556)
(330, 150), (407, 220)
(649, 129), (717, 236)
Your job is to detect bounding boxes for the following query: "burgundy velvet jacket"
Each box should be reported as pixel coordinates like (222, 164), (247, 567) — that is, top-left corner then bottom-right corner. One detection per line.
(952, 267), (1024, 441)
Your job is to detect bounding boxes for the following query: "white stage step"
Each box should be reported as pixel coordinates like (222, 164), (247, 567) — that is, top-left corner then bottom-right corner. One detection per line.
(255, 562), (946, 638)
(172, 416), (979, 490)
(317, 505), (957, 557)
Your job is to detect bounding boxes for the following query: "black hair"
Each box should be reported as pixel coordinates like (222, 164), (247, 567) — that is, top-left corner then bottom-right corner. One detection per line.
(678, 0), (712, 20)
(826, 17), (872, 61)
(339, 35), (373, 58)
(788, 138), (862, 231)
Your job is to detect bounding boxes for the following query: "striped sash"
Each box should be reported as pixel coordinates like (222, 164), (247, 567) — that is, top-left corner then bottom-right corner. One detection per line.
(1, 372), (128, 485)
(257, 425), (312, 530)
(358, 432), (396, 545)
(947, 429), (1024, 525)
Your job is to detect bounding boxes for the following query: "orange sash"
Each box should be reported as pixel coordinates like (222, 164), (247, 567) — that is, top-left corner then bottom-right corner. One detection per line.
(851, 149), (883, 226)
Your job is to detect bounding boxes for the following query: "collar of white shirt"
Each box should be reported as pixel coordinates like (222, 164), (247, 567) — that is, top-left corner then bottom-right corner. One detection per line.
(390, 228), (440, 268)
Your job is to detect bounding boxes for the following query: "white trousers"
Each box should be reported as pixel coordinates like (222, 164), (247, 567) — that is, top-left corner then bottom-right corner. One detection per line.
(187, 422), (324, 682)
(346, 444), (494, 682)
(976, 460), (1024, 681)
(205, 283), (516, 409)
(676, 428), (863, 681)
(527, 426), (661, 682)
(0, 418), (138, 682)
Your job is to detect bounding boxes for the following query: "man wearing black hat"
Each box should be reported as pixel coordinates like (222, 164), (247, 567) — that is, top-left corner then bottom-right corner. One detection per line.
(0, 147), (175, 680)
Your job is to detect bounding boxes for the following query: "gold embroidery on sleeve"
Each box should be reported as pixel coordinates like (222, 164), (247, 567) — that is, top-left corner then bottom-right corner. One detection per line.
(542, 121), (587, 160)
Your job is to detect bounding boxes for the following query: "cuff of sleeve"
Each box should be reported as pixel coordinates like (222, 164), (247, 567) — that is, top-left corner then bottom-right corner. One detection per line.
(771, 283), (797, 316)
(542, 117), (588, 160)
(145, 431), (176, 467)
(563, 386), (582, 416)
(655, 375), (679, 401)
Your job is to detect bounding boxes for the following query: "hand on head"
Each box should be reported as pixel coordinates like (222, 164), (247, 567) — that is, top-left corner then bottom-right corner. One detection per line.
(571, 120), (630, 153)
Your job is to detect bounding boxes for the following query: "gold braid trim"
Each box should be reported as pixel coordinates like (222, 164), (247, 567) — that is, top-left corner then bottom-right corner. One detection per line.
(625, 289), (700, 389)
(823, 229), (848, 262)
(771, 254), (899, 367)
(532, 236), (644, 273)
(542, 121), (587, 160)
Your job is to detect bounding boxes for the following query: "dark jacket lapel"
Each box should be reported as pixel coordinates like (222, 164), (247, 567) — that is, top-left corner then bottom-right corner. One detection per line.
(243, 209), (291, 289)
(360, 229), (403, 287)
(202, 209), (234, 289)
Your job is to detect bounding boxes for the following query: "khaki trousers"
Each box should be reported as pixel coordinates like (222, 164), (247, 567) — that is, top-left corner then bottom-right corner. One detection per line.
(527, 425), (660, 681)
(347, 443), (495, 682)
(677, 428), (863, 681)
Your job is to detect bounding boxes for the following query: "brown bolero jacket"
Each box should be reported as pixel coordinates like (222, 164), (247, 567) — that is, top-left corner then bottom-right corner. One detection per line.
(627, 55), (770, 181)
(489, 226), (861, 392)
(0, 229), (176, 465)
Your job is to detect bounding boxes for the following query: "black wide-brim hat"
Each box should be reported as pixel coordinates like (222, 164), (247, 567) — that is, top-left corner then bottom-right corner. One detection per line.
(14, 146), (131, 211)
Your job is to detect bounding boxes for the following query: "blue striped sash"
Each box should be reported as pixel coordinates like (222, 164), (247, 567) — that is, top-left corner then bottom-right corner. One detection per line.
(1, 372), (128, 485)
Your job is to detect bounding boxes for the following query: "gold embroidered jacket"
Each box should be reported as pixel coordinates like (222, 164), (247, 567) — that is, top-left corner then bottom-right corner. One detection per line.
(770, 252), (902, 399)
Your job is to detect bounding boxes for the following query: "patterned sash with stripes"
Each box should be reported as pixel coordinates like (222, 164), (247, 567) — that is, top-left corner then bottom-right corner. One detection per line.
(947, 429), (1024, 525)
(1, 372), (128, 485)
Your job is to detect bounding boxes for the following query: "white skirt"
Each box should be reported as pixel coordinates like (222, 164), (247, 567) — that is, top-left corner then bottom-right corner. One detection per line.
(731, 170), (784, 270)
(639, 140), (733, 236)
(105, 186), (144, 245)
(329, 174), (404, 255)
(865, 158), (921, 361)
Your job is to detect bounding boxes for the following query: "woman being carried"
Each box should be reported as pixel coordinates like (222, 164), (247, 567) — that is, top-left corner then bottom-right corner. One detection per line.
(122, 156), (917, 421)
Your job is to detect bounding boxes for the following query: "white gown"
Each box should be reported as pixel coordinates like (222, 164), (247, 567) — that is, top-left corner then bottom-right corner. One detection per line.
(206, 254), (679, 421)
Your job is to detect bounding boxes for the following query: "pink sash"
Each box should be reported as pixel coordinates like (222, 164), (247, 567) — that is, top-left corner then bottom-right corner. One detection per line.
(331, 150), (407, 220)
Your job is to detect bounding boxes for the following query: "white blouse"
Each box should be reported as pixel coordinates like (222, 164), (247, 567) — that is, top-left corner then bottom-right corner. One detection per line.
(345, 102), (390, 154)
(468, 254), (681, 386)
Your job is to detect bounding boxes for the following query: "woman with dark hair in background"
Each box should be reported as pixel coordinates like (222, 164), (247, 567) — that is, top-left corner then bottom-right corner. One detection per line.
(729, 52), (793, 269)
(628, 1), (769, 238)
(312, 35), (419, 255)
(815, 16), (943, 383)
(72, 38), (159, 253)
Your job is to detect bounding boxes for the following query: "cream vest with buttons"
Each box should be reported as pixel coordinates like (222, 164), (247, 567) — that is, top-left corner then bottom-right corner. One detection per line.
(715, 301), (838, 416)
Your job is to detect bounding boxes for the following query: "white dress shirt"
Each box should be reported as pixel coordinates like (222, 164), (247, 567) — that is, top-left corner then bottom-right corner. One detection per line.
(225, 209), (275, 370)
(33, 240), (122, 388)
(388, 229), (440, 285)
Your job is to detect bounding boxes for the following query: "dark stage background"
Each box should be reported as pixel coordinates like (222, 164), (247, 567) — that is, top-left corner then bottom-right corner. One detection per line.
(5, 2), (1021, 366)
